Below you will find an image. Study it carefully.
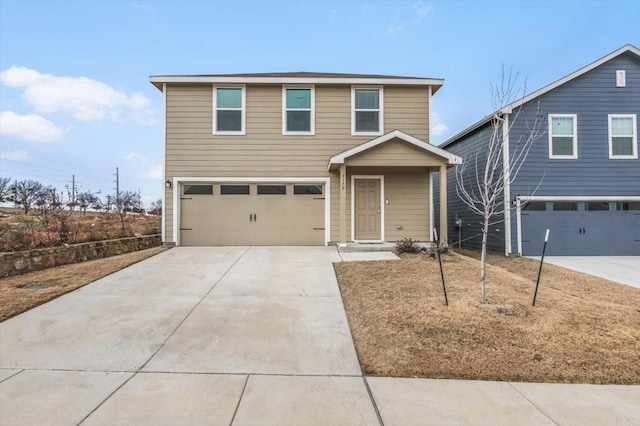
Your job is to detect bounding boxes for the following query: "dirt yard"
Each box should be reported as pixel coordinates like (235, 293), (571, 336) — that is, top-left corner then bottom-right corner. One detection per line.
(334, 251), (640, 384)
(0, 246), (165, 321)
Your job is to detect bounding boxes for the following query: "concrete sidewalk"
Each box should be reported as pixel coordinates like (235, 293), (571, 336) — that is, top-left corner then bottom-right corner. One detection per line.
(1, 247), (639, 425)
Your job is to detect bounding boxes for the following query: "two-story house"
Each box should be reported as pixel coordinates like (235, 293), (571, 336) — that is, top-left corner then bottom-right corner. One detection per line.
(150, 72), (461, 247)
(435, 44), (640, 256)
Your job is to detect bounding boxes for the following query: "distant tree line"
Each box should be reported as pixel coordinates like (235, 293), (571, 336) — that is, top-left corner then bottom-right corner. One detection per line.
(0, 177), (162, 251)
(0, 177), (161, 217)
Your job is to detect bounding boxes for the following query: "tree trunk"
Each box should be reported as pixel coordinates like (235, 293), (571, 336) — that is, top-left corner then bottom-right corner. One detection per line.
(479, 215), (489, 303)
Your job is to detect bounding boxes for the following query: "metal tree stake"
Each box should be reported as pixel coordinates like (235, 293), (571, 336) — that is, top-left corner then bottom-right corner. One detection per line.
(434, 228), (448, 306)
(532, 229), (550, 306)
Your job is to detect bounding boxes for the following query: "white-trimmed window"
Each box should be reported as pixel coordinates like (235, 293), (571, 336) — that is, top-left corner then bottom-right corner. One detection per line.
(213, 86), (245, 134)
(609, 114), (637, 159)
(548, 114), (577, 159)
(352, 87), (383, 135)
(283, 86), (314, 134)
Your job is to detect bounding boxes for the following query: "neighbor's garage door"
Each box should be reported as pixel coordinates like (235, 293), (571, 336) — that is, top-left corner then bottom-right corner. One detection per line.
(521, 201), (640, 256)
(179, 183), (325, 246)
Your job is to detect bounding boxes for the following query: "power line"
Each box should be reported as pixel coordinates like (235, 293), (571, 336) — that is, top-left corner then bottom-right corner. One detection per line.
(1, 158), (114, 185)
(0, 147), (114, 175)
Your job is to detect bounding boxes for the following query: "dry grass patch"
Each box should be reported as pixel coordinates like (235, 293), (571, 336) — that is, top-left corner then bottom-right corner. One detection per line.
(0, 246), (166, 321)
(334, 251), (640, 384)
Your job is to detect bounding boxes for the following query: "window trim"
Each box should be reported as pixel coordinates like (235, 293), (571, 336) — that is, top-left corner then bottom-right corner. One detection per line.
(282, 85), (315, 135)
(548, 114), (578, 159)
(608, 114), (638, 159)
(212, 85), (246, 135)
(351, 86), (384, 136)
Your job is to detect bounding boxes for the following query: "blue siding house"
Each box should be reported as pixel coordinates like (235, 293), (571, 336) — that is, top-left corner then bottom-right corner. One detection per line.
(435, 44), (640, 256)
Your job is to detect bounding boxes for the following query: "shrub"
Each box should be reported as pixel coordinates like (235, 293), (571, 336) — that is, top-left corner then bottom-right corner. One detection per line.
(394, 237), (422, 254)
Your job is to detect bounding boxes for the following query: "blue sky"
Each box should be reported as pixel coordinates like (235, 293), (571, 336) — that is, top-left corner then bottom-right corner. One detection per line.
(1, 0), (638, 206)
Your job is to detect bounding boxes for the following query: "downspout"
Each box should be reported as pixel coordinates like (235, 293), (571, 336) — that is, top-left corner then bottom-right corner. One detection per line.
(502, 112), (512, 256)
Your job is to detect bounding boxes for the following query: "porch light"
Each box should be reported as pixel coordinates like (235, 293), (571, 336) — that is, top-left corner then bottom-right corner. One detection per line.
(165, 180), (172, 188)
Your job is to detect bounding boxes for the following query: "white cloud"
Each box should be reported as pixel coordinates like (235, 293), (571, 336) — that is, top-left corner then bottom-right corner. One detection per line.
(0, 66), (155, 124)
(137, 164), (162, 179)
(125, 152), (145, 161)
(413, 2), (432, 22)
(386, 25), (403, 35)
(0, 111), (67, 142)
(0, 149), (29, 161)
(432, 123), (449, 136)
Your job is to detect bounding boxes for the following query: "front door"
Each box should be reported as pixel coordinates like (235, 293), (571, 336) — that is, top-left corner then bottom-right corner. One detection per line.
(354, 179), (381, 240)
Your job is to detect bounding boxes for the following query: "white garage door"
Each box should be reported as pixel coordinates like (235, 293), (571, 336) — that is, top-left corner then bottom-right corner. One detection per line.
(179, 182), (325, 246)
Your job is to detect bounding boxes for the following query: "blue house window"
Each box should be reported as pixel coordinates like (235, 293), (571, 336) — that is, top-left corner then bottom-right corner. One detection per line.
(548, 114), (577, 159)
(609, 115), (637, 159)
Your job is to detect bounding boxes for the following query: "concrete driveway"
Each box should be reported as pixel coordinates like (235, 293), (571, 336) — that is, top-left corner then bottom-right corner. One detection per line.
(528, 256), (640, 289)
(2, 247), (639, 425)
(1, 246), (375, 425)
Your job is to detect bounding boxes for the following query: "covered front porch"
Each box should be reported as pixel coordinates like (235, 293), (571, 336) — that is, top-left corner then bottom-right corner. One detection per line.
(328, 130), (462, 247)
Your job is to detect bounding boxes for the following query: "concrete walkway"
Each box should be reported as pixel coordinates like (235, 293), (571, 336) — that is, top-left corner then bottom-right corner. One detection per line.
(1, 247), (639, 425)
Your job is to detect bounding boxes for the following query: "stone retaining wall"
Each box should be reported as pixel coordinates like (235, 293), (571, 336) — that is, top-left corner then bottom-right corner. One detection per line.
(1, 234), (162, 278)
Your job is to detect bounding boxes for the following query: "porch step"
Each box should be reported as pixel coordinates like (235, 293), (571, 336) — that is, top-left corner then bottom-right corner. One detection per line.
(338, 243), (396, 253)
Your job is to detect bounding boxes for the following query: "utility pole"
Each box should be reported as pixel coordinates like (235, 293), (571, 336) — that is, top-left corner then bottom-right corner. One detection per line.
(138, 188), (141, 212)
(114, 167), (120, 207)
(71, 174), (76, 210)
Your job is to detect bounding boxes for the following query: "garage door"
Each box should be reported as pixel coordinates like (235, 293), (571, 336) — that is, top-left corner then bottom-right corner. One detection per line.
(521, 201), (640, 255)
(179, 182), (325, 246)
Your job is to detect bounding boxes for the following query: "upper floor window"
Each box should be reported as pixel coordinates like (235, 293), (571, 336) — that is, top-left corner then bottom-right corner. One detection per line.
(548, 114), (577, 159)
(352, 87), (383, 135)
(283, 87), (314, 134)
(609, 114), (637, 159)
(213, 86), (245, 134)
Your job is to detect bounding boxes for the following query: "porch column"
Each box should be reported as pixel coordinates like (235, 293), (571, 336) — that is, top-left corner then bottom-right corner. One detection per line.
(339, 164), (347, 245)
(439, 164), (448, 245)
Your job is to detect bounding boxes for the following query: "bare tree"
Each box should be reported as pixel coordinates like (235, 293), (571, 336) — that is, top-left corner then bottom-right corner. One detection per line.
(76, 190), (100, 215)
(455, 68), (544, 303)
(148, 198), (162, 216)
(10, 180), (47, 215)
(0, 177), (11, 202)
(114, 190), (138, 233)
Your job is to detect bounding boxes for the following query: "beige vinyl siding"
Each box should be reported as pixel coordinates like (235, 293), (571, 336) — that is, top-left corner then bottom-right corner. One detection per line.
(384, 173), (430, 241)
(384, 87), (429, 140)
(164, 83), (432, 243)
(346, 139), (445, 167)
(329, 173), (351, 242)
(165, 186), (174, 242)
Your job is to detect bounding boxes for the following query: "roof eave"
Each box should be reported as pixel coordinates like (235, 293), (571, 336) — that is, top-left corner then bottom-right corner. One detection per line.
(440, 44), (640, 148)
(149, 75), (444, 91)
(328, 130), (462, 170)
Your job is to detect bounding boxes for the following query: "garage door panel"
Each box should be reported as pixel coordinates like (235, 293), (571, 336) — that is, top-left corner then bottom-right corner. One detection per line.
(179, 183), (325, 246)
(522, 203), (640, 256)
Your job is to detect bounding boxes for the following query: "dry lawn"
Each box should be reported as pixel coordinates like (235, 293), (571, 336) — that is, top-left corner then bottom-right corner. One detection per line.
(0, 246), (166, 321)
(334, 251), (640, 384)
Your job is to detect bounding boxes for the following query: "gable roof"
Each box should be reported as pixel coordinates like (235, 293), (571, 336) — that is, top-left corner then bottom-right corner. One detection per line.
(440, 44), (640, 149)
(328, 130), (462, 170)
(150, 71), (444, 92)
